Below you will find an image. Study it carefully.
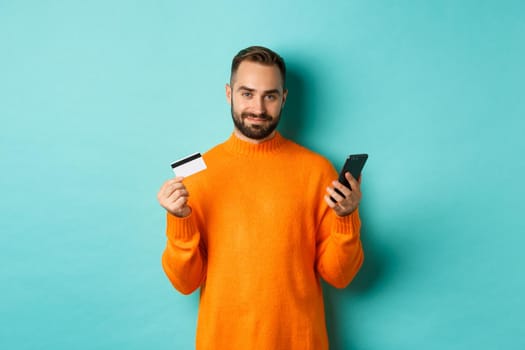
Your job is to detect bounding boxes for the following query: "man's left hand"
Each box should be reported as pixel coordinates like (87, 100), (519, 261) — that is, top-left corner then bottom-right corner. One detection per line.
(324, 172), (362, 216)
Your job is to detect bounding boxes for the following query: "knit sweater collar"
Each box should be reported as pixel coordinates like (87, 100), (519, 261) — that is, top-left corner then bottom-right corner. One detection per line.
(223, 131), (287, 156)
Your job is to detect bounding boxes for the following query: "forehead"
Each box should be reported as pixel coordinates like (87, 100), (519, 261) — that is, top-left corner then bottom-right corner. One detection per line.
(232, 61), (283, 90)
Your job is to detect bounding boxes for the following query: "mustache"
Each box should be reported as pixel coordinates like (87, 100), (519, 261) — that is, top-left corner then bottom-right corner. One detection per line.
(241, 112), (272, 121)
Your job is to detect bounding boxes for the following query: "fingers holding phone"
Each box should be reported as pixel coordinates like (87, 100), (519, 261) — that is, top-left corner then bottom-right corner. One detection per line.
(325, 154), (368, 216)
(325, 172), (362, 216)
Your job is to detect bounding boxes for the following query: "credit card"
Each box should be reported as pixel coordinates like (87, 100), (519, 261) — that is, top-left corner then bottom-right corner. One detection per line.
(171, 152), (207, 177)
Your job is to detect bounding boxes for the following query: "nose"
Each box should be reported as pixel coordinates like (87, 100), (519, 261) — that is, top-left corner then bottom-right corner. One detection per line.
(252, 96), (266, 114)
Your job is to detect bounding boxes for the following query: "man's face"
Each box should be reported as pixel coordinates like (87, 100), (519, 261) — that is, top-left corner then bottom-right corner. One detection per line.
(226, 61), (287, 141)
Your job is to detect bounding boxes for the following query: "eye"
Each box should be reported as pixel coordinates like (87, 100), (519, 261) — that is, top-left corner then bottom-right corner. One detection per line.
(241, 92), (252, 98)
(265, 94), (277, 101)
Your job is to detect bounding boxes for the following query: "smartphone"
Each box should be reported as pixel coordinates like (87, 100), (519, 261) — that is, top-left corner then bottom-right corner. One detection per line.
(337, 153), (368, 192)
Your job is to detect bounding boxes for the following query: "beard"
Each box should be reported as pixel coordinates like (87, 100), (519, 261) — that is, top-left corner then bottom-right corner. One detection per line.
(230, 103), (282, 140)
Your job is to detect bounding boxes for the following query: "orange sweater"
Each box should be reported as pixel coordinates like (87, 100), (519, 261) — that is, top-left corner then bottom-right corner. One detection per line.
(162, 132), (364, 349)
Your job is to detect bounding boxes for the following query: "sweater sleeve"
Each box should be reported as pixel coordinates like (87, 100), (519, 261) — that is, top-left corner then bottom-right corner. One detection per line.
(161, 212), (207, 295)
(315, 207), (364, 289)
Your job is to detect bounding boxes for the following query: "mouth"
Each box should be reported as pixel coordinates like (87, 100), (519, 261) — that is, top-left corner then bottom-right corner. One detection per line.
(243, 113), (272, 123)
(246, 117), (269, 124)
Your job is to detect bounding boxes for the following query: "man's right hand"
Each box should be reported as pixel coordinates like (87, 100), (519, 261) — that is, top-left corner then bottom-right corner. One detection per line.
(157, 177), (191, 218)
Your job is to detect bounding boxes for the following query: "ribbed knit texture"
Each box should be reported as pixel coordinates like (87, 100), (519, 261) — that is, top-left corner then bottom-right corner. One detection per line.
(162, 132), (364, 350)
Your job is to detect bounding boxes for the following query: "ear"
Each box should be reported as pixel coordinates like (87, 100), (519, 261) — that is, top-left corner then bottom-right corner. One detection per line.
(225, 84), (232, 105)
(281, 88), (288, 108)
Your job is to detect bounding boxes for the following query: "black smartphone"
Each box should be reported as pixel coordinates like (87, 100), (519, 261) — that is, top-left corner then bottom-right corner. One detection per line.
(337, 154), (368, 192)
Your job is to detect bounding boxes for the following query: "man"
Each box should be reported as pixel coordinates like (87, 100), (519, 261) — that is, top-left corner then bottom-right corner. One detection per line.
(157, 46), (364, 349)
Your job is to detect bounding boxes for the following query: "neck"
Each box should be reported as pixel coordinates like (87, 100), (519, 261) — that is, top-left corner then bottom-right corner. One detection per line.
(233, 128), (277, 144)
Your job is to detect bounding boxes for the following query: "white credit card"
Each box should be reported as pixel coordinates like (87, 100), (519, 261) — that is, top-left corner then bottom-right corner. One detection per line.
(171, 152), (207, 178)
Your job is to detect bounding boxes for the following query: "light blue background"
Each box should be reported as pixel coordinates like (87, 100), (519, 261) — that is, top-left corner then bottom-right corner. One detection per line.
(1, 1), (524, 349)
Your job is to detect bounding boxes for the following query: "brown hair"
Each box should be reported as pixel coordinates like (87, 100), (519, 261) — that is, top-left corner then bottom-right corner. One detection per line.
(230, 46), (286, 88)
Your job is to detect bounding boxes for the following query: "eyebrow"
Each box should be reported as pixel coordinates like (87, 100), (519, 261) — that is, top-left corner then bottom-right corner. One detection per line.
(237, 85), (281, 95)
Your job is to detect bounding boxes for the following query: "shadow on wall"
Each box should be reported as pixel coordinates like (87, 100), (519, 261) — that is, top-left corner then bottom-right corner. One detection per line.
(278, 65), (307, 141)
(282, 61), (390, 349)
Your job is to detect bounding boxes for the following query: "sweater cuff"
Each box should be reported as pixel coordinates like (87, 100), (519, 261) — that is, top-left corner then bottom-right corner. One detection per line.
(333, 210), (360, 236)
(166, 212), (198, 241)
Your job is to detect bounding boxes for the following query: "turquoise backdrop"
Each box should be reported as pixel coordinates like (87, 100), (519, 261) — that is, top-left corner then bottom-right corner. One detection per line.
(1, 1), (524, 349)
